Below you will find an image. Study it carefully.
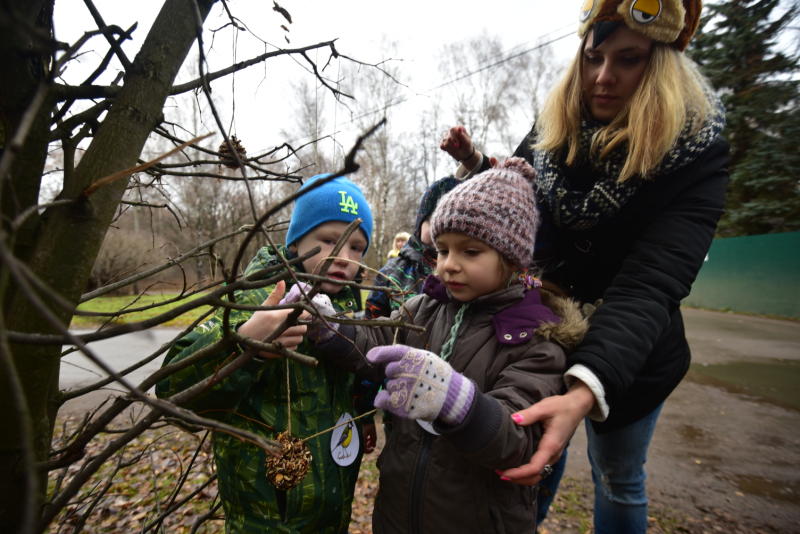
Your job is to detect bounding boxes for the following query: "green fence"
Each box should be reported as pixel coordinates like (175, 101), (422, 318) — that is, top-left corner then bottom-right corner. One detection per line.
(684, 232), (800, 319)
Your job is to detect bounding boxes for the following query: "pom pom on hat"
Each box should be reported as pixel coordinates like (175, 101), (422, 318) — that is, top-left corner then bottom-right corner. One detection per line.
(578, 0), (702, 51)
(285, 174), (373, 250)
(430, 157), (539, 269)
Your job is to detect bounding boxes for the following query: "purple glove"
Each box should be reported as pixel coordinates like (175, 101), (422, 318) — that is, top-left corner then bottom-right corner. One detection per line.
(368, 345), (475, 426)
(280, 282), (339, 342)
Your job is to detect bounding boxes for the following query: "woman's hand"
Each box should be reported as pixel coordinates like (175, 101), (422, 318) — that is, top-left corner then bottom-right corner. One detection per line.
(498, 382), (596, 485)
(237, 280), (309, 359)
(441, 125), (487, 170)
(440, 126), (475, 161)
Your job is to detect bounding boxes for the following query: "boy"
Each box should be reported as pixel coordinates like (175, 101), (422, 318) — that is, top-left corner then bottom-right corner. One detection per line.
(156, 174), (373, 533)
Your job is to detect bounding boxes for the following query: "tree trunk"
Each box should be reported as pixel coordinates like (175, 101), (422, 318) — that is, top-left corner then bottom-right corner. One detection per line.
(0, 1), (216, 531)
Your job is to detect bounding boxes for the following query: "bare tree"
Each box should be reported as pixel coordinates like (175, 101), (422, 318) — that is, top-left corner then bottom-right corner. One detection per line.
(437, 33), (559, 155)
(339, 58), (424, 266)
(0, 2), (387, 532)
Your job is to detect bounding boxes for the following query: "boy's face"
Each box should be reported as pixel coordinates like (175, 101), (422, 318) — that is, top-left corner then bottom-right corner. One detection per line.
(291, 221), (367, 294)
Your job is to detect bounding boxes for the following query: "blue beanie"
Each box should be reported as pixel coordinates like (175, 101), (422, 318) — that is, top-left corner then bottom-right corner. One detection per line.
(285, 174), (373, 251)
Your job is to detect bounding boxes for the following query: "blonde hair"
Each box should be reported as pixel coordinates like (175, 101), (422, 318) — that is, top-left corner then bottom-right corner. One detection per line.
(536, 40), (713, 182)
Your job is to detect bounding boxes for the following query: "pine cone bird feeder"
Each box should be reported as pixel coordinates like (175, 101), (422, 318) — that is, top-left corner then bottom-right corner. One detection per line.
(218, 135), (247, 168)
(265, 431), (313, 490)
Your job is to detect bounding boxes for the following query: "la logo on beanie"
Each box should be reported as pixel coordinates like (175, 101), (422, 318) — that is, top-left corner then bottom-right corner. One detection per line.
(338, 191), (359, 215)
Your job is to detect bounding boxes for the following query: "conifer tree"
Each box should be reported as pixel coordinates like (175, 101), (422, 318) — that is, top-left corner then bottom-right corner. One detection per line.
(689, 0), (799, 236)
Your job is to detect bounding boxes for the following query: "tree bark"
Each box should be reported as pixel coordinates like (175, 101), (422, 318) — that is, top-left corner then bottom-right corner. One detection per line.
(0, 1), (216, 531)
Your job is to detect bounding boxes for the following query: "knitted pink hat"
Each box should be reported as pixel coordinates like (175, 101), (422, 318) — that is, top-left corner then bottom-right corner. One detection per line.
(429, 157), (539, 268)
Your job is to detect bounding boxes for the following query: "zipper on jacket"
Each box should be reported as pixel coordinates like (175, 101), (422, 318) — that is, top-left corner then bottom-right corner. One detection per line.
(410, 431), (434, 532)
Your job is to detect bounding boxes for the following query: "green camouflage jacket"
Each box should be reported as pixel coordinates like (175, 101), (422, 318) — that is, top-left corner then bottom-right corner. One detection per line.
(156, 246), (364, 534)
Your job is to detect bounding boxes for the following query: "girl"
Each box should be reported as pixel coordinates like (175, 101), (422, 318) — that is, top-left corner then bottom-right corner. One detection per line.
(295, 158), (588, 532)
(442, 1), (729, 532)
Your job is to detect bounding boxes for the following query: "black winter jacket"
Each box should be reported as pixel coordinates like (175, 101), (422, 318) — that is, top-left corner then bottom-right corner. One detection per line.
(512, 129), (730, 431)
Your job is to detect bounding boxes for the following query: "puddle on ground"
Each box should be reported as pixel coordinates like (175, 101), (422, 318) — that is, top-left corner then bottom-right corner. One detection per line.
(686, 359), (800, 412)
(730, 474), (800, 503)
(677, 423), (706, 444)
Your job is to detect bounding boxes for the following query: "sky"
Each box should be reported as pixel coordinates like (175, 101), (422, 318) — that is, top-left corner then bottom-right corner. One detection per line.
(52, 0), (584, 160)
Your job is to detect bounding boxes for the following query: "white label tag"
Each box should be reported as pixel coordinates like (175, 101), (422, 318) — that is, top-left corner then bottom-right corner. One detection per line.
(330, 413), (360, 466)
(416, 419), (440, 435)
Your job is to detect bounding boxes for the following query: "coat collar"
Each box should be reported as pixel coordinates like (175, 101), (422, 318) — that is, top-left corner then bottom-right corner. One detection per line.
(493, 288), (562, 345)
(422, 275), (562, 345)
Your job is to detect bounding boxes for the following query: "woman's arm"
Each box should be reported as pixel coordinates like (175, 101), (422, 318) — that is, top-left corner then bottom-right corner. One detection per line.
(566, 141), (730, 407)
(498, 382), (596, 485)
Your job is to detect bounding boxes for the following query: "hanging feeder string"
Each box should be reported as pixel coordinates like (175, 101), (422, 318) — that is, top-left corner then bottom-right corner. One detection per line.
(283, 257), (396, 444)
(302, 408), (378, 444)
(284, 339), (377, 445)
(286, 358), (292, 436)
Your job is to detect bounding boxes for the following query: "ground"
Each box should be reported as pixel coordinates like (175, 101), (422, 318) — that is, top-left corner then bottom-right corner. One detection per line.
(53, 308), (800, 533)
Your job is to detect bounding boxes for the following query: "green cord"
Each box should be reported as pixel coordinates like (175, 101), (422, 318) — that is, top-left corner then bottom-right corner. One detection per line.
(439, 303), (469, 362)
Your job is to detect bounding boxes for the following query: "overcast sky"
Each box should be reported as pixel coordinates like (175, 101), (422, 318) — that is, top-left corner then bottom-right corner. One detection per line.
(52, 1), (584, 158)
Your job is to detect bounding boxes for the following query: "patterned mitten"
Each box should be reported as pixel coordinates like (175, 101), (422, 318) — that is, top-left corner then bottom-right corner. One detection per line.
(368, 345), (475, 425)
(280, 282), (339, 342)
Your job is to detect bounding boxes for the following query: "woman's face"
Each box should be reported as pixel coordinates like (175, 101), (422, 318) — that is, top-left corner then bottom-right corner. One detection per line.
(581, 26), (653, 123)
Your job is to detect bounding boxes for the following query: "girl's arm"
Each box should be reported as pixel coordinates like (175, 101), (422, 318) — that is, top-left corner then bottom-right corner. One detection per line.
(436, 339), (568, 470)
(311, 294), (426, 381)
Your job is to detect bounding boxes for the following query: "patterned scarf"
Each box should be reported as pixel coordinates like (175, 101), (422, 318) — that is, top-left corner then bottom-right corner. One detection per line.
(532, 96), (726, 230)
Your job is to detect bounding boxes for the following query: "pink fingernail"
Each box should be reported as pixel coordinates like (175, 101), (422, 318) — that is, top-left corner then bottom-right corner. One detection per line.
(494, 469), (504, 475)
(500, 475), (510, 481)
(511, 413), (523, 424)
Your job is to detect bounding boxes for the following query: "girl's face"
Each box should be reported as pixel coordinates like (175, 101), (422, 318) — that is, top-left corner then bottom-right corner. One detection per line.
(581, 26), (653, 123)
(434, 233), (507, 302)
(394, 236), (407, 250)
(291, 221), (367, 294)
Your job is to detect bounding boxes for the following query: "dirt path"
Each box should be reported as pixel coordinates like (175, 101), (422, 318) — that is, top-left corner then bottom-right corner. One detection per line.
(537, 308), (800, 533)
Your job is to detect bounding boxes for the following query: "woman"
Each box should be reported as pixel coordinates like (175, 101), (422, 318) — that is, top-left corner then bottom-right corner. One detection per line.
(441, 1), (728, 532)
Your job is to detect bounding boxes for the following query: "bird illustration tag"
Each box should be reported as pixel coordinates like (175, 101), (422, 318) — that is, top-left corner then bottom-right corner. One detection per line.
(330, 413), (360, 466)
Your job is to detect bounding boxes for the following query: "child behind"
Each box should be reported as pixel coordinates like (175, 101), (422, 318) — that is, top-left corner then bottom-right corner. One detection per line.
(303, 159), (587, 533)
(365, 176), (460, 319)
(385, 231), (410, 259)
(156, 174), (374, 533)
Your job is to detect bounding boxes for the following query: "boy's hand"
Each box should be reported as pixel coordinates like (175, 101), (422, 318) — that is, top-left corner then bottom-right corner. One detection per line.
(238, 280), (309, 359)
(280, 282), (340, 343)
(368, 345), (475, 426)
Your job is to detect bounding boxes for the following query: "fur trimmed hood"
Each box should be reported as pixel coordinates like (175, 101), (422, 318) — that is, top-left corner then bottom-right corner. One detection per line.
(536, 289), (589, 352)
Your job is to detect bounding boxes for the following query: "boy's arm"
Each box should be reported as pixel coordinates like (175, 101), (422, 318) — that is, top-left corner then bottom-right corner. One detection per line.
(155, 312), (271, 413)
(156, 252), (296, 413)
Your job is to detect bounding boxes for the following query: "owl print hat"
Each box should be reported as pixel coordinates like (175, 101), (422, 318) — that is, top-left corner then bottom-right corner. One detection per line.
(578, 0), (703, 51)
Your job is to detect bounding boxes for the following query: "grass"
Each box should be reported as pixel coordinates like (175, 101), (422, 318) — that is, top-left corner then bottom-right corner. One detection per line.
(69, 286), (371, 330)
(71, 292), (214, 329)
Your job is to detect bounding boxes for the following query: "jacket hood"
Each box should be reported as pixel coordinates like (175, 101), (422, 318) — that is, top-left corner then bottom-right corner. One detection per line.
(537, 289), (588, 351)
